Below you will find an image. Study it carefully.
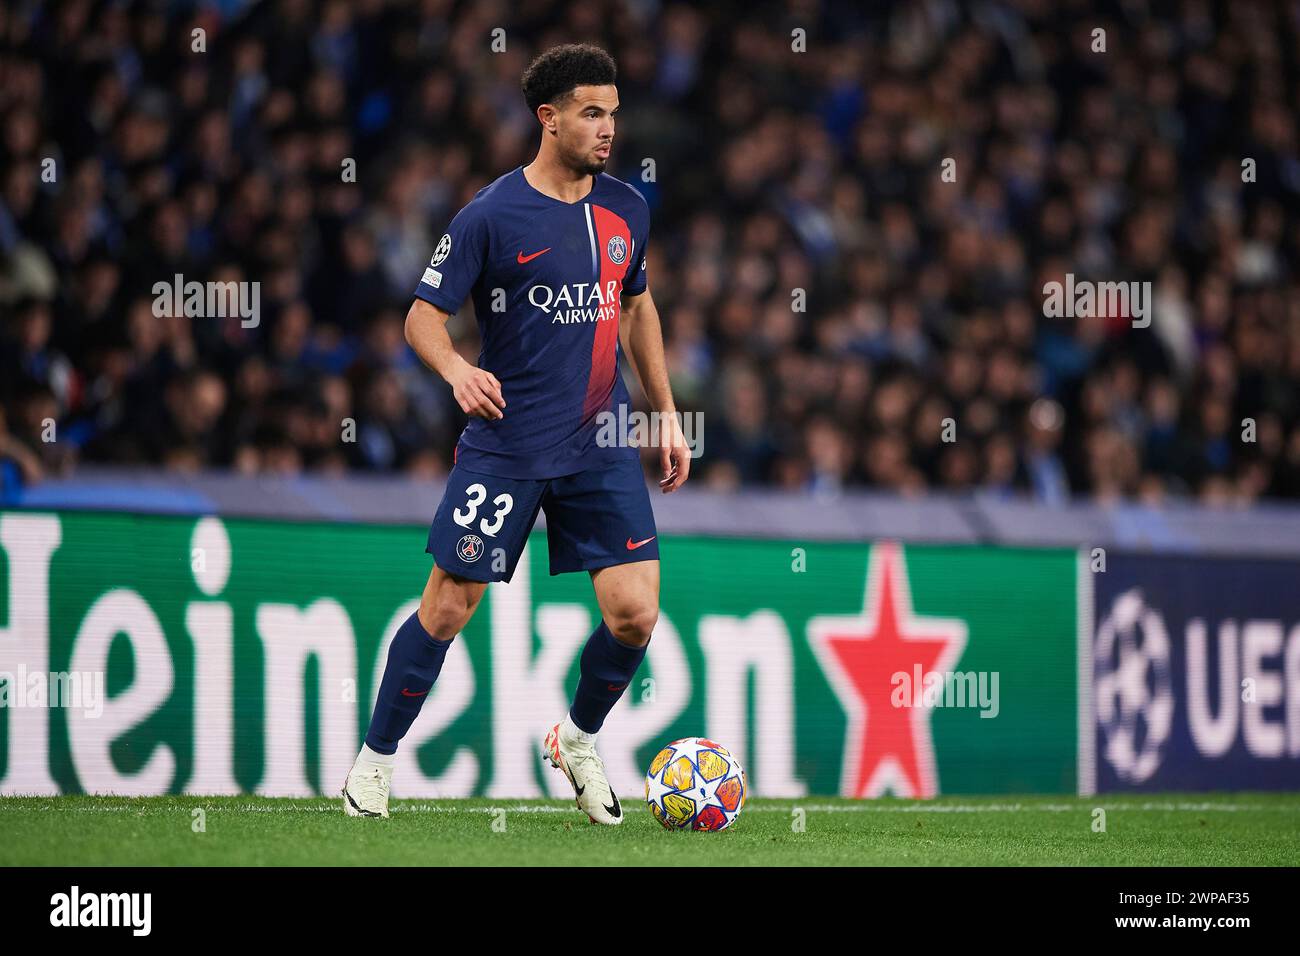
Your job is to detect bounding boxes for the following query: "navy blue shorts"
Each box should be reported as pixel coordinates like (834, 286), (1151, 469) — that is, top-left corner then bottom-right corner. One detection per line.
(426, 457), (660, 583)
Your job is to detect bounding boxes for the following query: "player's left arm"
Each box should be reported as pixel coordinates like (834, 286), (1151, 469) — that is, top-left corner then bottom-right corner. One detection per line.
(620, 288), (690, 493)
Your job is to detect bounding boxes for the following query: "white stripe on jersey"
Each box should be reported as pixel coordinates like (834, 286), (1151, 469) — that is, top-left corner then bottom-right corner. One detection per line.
(583, 202), (598, 281)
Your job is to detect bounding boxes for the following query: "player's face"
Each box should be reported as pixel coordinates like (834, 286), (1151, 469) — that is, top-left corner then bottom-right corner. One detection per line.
(555, 85), (618, 175)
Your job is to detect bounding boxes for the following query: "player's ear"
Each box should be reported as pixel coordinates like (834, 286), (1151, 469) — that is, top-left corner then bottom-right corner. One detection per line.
(537, 103), (558, 135)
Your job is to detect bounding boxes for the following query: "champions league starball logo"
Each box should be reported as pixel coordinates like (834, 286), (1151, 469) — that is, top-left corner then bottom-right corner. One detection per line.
(606, 235), (627, 264)
(431, 233), (451, 267)
(1094, 588), (1175, 783)
(456, 533), (484, 563)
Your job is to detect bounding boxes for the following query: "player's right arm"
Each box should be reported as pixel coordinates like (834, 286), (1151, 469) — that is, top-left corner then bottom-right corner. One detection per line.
(408, 200), (504, 420)
(404, 299), (505, 420)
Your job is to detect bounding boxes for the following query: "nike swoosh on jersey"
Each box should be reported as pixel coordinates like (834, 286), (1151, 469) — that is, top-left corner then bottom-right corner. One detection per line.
(516, 247), (551, 264)
(626, 536), (657, 550)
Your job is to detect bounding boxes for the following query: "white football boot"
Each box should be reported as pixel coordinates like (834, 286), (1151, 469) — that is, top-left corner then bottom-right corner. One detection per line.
(342, 747), (393, 818)
(543, 715), (624, 825)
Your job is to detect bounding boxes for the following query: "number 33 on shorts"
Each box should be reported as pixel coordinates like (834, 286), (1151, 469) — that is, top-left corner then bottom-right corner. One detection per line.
(426, 458), (659, 584)
(452, 482), (514, 536)
(427, 468), (544, 582)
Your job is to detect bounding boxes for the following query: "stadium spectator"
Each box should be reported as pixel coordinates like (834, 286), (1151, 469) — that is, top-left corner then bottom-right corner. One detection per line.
(4, 0), (1300, 506)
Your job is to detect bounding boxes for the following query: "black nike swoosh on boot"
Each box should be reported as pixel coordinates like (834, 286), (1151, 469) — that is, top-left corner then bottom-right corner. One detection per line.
(344, 787), (381, 818)
(603, 792), (621, 817)
(564, 766), (584, 796)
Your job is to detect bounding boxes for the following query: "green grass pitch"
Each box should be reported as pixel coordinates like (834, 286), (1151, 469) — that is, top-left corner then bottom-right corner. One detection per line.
(2, 794), (1298, 866)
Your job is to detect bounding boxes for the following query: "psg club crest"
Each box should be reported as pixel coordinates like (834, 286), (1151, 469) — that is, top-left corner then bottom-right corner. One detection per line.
(606, 235), (627, 264)
(456, 533), (484, 563)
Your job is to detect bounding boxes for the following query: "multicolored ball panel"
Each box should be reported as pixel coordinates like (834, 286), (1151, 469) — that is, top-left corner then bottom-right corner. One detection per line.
(643, 737), (747, 832)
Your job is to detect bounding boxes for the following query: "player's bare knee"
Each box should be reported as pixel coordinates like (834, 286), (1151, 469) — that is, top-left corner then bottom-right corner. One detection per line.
(418, 599), (465, 639)
(608, 605), (658, 646)
(416, 598), (446, 638)
(419, 587), (480, 638)
(417, 566), (487, 637)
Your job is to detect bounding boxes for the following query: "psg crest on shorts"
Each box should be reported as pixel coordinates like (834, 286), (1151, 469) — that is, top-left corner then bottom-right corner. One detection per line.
(606, 235), (627, 264)
(456, 533), (484, 563)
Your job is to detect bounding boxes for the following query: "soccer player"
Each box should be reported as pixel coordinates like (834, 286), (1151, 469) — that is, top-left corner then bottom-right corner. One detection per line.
(342, 44), (691, 824)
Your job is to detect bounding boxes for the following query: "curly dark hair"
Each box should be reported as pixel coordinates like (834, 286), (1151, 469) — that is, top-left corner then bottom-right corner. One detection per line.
(521, 43), (617, 114)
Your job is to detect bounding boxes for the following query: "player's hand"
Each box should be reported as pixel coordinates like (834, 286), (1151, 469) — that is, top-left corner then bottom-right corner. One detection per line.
(658, 412), (691, 493)
(448, 358), (506, 420)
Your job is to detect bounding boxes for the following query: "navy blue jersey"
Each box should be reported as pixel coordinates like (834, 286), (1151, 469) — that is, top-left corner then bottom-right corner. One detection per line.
(413, 166), (650, 479)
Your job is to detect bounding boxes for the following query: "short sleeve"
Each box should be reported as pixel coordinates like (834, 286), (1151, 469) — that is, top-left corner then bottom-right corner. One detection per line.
(623, 220), (649, 296)
(413, 202), (489, 314)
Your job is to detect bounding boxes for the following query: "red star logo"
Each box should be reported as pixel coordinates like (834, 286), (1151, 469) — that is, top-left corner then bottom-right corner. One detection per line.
(807, 542), (967, 798)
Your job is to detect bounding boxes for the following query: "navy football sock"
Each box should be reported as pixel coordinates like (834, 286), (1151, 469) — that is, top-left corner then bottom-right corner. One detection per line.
(364, 611), (454, 755)
(569, 620), (648, 734)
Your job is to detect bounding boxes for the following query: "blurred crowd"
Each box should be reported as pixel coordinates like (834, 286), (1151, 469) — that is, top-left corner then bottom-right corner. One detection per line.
(4, 0), (1300, 505)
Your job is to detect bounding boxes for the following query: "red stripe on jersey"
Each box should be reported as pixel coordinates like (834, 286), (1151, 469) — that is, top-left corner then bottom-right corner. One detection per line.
(583, 204), (631, 423)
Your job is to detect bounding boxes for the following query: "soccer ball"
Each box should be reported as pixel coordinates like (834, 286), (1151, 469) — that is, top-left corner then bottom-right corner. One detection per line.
(644, 737), (746, 831)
